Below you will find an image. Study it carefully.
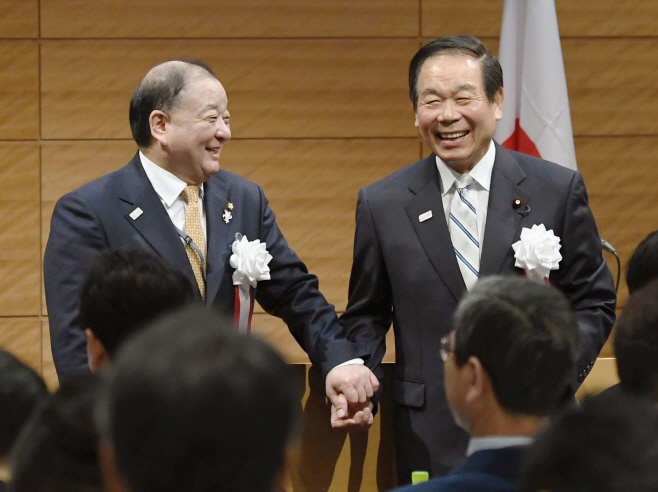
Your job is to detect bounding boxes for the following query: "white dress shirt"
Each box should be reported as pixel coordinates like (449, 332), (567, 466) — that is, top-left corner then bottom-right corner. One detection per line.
(436, 141), (496, 255)
(139, 151), (207, 241)
(466, 435), (533, 456)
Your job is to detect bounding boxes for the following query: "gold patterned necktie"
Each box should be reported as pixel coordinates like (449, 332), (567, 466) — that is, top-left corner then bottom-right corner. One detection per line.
(181, 185), (207, 300)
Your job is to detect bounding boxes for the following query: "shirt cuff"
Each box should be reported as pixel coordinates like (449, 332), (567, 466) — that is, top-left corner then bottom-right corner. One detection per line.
(333, 358), (365, 369)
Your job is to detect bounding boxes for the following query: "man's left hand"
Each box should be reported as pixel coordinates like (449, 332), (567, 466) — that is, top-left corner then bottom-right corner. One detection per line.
(330, 400), (374, 430)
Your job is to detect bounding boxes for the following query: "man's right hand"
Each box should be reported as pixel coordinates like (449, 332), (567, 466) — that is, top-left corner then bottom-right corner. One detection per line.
(325, 364), (379, 430)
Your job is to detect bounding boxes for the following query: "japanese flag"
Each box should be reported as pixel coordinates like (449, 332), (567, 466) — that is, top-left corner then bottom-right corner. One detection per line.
(494, 0), (578, 170)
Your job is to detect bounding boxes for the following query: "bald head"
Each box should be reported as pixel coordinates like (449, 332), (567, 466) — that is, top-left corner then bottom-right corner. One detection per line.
(129, 60), (216, 148)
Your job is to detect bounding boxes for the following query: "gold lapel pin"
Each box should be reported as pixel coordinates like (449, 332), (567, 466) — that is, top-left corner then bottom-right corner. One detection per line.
(227, 202), (234, 211)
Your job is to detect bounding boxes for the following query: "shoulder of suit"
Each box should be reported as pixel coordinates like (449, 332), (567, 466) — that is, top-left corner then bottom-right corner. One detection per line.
(59, 158), (137, 204)
(501, 147), (577, 183)
(211, 168), (262, 194)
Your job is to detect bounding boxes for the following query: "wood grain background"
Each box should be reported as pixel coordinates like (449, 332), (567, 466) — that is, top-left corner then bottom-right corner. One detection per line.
(1, 0), (655, 488)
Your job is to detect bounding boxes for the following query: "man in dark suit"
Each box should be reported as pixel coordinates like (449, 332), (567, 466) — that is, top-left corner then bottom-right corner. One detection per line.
(392, 276), (580, 492)
(339, 36), (616, 482)
(44, 60), (377, 427)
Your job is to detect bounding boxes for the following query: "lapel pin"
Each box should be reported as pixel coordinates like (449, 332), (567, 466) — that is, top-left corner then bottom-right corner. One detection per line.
(512, 199), (522, 209)
(222, 209), (233, 224)
(419, 210), (433, 222)
(227, 202), (234, 211)
(129, 207), (143, 220)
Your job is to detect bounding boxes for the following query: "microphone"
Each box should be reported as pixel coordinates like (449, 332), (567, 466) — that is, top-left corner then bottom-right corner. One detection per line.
(600, 238), (620, 293)
(601, 238), (617, 255)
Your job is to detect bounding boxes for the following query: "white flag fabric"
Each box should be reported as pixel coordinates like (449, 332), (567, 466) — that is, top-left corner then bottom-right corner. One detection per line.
(493, 0), (578, 170)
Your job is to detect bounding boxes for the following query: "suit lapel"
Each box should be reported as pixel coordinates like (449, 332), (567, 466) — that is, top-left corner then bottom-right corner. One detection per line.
(204, 174), (232, 304)
(479, 144), (530, 276)
(118, 154), (198, 289)
(405, 155), (466, 302)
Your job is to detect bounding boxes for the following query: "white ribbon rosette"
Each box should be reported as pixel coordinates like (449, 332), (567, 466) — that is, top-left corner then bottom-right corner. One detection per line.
(230, 235), (272, 332)
(512, 224), (562, 282)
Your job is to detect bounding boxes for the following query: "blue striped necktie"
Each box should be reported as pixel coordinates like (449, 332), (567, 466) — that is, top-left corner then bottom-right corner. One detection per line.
(450, 174), (479, 290)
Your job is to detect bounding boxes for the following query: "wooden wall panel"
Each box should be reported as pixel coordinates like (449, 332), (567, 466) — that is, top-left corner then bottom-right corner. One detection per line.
(41, 141), (136, 202)
(0, 319), (41, 373)
(422, 1), (502, 37)
(41, 39), (419, 140)
(221, 138), (421, 308)
(556, 0), (658, 37)
(0, 0), (38, 38)
(565, 39), (658, 136)
(422, 0), (658, 37)
(0, 143), (40, 316)
(41, 0), (419, 39)
(0, 41), (39, 139)
(577, 136), (658, 263)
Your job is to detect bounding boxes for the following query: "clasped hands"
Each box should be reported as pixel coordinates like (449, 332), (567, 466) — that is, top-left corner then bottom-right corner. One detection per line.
(325, 364), (379, 430)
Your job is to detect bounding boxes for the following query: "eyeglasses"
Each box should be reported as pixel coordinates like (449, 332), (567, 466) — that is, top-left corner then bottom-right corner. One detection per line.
(440, 333), (454, 362)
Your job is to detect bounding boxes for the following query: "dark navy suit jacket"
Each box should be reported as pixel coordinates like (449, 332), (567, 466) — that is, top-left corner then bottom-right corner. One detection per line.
(340, 144), (616, 481)
(44, 152), (362, 381)
(392, 446), (527, 492)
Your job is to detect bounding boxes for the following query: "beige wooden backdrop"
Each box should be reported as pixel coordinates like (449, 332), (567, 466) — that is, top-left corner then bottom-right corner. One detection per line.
(1, 0), (657, 489)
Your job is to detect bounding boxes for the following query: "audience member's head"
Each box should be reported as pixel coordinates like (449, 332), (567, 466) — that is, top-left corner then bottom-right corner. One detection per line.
(0, 350), (48, 485)
(444, 276), (580, 435)
(96, 306), (300, 492)
(80, 249), (195, 369)
(626, 230), (658, 295)
(0, 350), (47, 458)
(613, 278), (658, 400)
(10, 373), (102, 492)
(520, 393), (658, 492)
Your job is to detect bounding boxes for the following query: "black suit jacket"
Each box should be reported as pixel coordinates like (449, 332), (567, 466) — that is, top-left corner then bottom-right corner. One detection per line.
(392, 446), (527, 492)
(340, 144), (616, 481)
(44, 152), (362, 381)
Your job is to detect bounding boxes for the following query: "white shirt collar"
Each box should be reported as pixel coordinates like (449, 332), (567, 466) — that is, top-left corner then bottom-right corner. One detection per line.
(466, 435), (533, 456)
(436, 140), (496, 196)
(139, 151), (204, 207)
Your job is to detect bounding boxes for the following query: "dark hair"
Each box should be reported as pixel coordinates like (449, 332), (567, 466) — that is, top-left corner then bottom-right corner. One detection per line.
(79, 249), (196, 358)
(453, 276), (580, 416)
(10, 373), (103, 492)
(408, 35), (503, 110)
(626, 230), (658, 295)
(0, 350), (47, 456)
(97, 306), (300, 492)
(614, 278), (658, 397)
(129, 60), (215, 147)
(520, 393), (658, 492)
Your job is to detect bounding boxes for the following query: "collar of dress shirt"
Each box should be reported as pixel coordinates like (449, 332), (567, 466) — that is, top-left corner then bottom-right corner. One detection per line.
(139, 151), (204, 207)
(466, 435), (533, 456)
(436, 140), (496, 196)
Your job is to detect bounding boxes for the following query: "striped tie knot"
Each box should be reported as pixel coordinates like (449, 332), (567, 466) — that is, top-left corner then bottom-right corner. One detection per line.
(456, 174), (474, 190)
